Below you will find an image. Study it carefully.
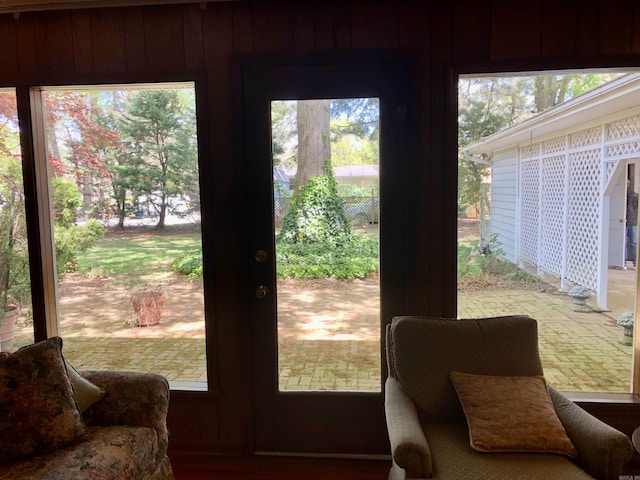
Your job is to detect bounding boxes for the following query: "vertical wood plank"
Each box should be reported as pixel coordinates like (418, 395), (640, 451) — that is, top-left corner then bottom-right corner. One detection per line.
(452, 0), (490, 62)
(183, 4), (204, 70)
(124, 6), (146, 73)
(34, 11), (75, 76)
(0, 15), (18, 82)
(250, 1), (294, 53)
(397, 3), (428, 48)
(91, 9), (126, 74)
(202, 4), (238, 445)
(71, 11), (92, 74)
(600, 0), (633, 55)
(314, 1), (351, 51)
(351, 0), (397, 49)
(144, 5), (185, 72)
(634, 4), (640, 54)
(575, 0), (599, 56)
(490, 0), (542, 59)
(16, 14), (37, 79)
(292, 1), (314, 52)
(541, 0), (576, 57)
(232, 2), (253, 54)
(422, 2), (454, 317)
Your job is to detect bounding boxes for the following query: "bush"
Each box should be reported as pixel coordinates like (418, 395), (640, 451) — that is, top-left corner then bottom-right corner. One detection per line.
(276, 236), (378, 280)
(458, 233), (537, 285)
(173, 251), (203, 277)
(55, 220), (106, 275)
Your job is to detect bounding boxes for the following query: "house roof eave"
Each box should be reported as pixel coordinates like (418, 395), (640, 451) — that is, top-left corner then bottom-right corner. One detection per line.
(461, 72), (640, 156)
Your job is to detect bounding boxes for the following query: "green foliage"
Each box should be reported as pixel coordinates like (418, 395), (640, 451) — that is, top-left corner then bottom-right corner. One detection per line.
(118, 89), (198, 227)
(276, 236), (378, 280)
(173, 251), (203, 277)
(457, 234), (536, 284)
(54, 220), (106, 275)
(279, 167), (351, 245)
(0, 156), (30, 310)
(51, 178), (82, 227)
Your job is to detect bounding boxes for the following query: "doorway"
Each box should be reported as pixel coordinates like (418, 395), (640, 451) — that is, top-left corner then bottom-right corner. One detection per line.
(242, 58), (410, 454)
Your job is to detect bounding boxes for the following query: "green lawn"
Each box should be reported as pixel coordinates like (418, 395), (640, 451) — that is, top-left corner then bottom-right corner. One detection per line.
(76, 227), (202, 285)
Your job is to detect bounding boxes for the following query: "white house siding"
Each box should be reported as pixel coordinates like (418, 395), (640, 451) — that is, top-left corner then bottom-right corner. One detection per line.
(489, 148), (518, 263)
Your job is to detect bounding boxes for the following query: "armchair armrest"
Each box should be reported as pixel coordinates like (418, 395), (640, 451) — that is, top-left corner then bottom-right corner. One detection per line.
(80, 370), (170, 452)
(385, 377), (433, 478)
(550, 387), (633, 480)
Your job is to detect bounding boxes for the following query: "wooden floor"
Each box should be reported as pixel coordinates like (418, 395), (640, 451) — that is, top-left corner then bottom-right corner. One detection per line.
(169, 453), (390, 480)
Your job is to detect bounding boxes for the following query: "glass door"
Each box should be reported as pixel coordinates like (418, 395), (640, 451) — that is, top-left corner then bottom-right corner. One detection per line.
(244, 60), (410, 454)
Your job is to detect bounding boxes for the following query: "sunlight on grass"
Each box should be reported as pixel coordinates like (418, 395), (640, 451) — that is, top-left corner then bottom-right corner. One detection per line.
(76, 228), (201, 280)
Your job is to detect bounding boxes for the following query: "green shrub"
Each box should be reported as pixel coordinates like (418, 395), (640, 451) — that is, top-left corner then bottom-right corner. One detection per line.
(173, 251), (203, 277)
(276, 236), (378, 280)
(54, 220), (106, 275)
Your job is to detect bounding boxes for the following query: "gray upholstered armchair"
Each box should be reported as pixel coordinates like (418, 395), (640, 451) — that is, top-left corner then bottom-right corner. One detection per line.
(385, 315), (634, 480)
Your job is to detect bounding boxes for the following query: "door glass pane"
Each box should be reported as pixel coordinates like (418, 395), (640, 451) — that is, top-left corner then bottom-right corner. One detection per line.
(272, 98), (381, 392)
(42, 84), (206, 390)
(0, 90), (33, 352)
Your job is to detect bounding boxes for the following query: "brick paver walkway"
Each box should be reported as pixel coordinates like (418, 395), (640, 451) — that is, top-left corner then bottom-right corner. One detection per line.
(10, 269), (636, 393)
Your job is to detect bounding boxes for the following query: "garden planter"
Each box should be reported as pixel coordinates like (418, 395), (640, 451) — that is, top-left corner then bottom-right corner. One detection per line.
(131, 290), (165, 327)
(0, 306), (19, 352)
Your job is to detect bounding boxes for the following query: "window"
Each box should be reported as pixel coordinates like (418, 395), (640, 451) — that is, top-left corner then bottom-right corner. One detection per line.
(34, 83), (206, 390)
(0, 89), (33, 353)
(458, 71), (637, 393)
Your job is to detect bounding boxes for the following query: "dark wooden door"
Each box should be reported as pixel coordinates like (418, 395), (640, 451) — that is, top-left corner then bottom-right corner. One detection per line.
(242, 56), (410, 454)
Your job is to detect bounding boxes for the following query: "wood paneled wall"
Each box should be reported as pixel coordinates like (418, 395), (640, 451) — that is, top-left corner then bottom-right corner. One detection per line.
(4, 0), (640, 454)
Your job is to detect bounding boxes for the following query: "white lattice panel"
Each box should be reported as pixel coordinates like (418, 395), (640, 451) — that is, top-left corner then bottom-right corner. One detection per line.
(606, 160), (618, 184)
(520, 143), (540, 160)
(540, 156), (566, 276)
(566, 149), (601, 290)
(520, 159), (540, 265)
(542, 137), (565, 155)
(606, 141), (640, 158)
(607, 114), (640, 141)
(569, 127), (601, 149)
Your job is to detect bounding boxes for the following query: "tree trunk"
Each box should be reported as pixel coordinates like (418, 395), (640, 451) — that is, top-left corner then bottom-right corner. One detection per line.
(294, 99), (331, 195)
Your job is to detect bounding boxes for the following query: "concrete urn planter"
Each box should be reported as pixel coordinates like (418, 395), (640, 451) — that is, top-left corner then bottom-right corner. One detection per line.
(131, 290), (165, 327)
(617, 311), (635, 346)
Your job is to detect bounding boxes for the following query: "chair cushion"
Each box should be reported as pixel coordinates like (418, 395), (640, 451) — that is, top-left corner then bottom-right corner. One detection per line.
(0, 337), (88, 462)
(421, 423), (593, 479)
(450, 371), (577, 458)
(388, 315), (543, 422)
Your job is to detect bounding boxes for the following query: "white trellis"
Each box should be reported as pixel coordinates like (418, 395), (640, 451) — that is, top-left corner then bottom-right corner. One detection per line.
(515, 112), (640, 307)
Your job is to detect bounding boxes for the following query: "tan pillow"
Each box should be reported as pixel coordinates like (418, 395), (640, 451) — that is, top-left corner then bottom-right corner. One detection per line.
(64, 360), (105, 413)
(0, 337), (88, 462)
(450, 371), (577, 458)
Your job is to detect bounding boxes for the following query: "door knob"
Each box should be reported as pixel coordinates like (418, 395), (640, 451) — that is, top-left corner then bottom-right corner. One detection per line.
(255, 285), (269, 299)
(255, 249), (269, 262)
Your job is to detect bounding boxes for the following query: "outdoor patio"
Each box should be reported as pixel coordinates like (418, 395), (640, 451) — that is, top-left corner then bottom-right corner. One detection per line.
(9, 264), (637, 393)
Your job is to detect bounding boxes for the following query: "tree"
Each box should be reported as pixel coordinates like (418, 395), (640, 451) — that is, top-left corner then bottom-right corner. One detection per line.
(293, 100), (331, 195)
(457, 73), (627, 212)
(118, 89), (198, 228)
(279, 99), (351, 245)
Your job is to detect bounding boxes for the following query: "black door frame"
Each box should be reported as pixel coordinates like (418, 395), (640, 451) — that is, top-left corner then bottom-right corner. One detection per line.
(240, 52), (412, 454)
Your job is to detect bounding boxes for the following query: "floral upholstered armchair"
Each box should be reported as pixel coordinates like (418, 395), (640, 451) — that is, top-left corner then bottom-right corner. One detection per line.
(0, 337), (174, 479)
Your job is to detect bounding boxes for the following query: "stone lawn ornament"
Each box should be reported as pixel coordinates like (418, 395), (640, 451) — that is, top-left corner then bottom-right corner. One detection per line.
(568, 285), (592, 313)
(617, 312), (635, 346)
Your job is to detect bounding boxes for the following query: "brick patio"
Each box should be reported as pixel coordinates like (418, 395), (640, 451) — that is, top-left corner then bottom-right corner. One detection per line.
(9, 267), (637, 393)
